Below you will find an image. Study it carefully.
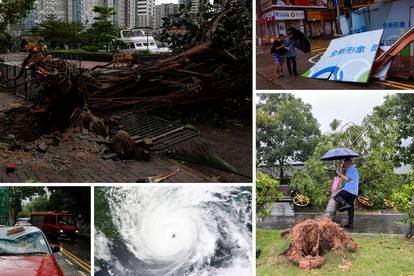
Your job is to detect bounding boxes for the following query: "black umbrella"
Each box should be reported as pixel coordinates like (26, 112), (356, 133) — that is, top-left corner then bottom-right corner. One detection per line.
(321, 148), (360, 161)
(287, 27), (311, 53)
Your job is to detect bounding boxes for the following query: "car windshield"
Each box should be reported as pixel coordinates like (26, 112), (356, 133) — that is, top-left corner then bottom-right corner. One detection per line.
(57, 215), (73, 225)
(0, 232), (50, 256)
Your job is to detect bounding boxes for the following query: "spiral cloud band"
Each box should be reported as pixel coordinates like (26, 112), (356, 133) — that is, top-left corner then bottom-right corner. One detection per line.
(95, 186), (252, 276)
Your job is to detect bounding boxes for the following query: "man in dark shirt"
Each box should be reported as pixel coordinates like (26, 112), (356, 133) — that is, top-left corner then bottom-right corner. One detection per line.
(270, 34), (288, 78)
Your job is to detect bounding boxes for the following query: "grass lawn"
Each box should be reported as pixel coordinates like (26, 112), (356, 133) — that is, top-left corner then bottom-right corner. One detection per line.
(257, 229), (414, 276)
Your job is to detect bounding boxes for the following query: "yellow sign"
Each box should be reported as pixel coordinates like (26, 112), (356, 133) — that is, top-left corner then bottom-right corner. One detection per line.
(307, 11), (321, 21)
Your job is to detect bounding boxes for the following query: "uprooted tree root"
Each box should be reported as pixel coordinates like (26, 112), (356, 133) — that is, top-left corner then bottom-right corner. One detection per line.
(280, 218), (358, 270)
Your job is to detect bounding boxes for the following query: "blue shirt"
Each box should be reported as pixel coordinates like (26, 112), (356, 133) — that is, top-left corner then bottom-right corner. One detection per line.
(342, 165), (359, 195)
(284, 38), (296, 57)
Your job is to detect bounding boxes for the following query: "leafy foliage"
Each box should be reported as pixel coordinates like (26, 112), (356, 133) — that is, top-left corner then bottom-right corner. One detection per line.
(36, 16), (86, 48)
(0, 0), (35, 51)
(9, 187), (45, 225)
(0, 0), (35, 31)
(87, 5), (118, 50)
(256, 171), (283, 219)
(257, 93), (321, 181)
(392, 179), (414, 232)
(160, 0), (252, 63)
(291, 94), (409, 209)
(373, 94), (414, 167)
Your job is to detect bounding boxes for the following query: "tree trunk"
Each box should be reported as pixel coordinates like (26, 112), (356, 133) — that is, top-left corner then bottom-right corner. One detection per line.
(279, 160), (284, 183)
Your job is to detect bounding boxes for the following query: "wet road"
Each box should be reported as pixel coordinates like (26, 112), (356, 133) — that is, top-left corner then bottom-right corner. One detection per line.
(256, 40), (414, 90)
(258, 210), (410, 234)
(49, 237), (91, 275)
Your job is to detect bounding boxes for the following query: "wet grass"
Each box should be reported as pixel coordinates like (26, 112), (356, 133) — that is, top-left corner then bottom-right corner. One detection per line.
(256, 229), (414, 276)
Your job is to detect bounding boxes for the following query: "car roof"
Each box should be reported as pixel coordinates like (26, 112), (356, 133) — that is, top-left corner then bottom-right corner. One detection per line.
(0, 226), (42, 240)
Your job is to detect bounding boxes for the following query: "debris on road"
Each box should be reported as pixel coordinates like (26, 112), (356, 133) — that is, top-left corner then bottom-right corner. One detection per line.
(136, 168), (181, 183)
(280, 218), (358, 270)
(0, 1), (251, 181)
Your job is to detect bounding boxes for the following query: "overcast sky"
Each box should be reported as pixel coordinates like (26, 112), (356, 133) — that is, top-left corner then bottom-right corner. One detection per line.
(257, 92), (394, 133)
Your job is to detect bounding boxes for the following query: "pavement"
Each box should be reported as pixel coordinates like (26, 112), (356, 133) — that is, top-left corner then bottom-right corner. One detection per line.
(0, 91), (216, 183)
(50, 237), (91, 275)
(256, 39), (414, 90)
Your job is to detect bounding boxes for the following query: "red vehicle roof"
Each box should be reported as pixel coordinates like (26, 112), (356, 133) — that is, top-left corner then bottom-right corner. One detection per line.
(0, 256), (63, 276)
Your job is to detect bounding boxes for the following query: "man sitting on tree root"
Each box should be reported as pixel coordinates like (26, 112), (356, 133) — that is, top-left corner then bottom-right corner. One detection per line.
(333, 159), (359, 229)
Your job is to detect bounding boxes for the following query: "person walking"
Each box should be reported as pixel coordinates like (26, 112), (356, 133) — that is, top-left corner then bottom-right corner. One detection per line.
(270, 34), (288, 79)
(334, 159), (359, 229)
(284, 30), (298, 76)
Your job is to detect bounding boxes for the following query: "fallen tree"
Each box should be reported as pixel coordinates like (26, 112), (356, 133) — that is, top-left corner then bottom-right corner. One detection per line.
(0, 0), (251, 142)
(281, 218), (358, 270)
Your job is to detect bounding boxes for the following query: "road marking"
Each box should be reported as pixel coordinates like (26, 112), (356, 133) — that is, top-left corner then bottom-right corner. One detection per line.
(309, 53), (323, 64)
(311, 47), (328, 53)
(382, 79), (414, 89)
(373, 81), (409, 90)
(60, 247), (91, 273)
(64, 259), (74, 266)
(78, 270), (87, 276)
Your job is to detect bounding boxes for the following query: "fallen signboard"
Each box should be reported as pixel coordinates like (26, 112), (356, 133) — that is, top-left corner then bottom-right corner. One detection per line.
(303, 29), (384, 83)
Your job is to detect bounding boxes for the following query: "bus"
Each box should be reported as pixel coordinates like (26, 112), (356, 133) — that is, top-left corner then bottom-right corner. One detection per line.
(30, 211), (79, 240)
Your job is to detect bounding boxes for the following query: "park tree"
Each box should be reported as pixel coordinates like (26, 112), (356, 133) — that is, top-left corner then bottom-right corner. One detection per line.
(392, 178), (414, 239)
(36, 16), (85, 48)
(291, 94), (407, 209)
(87, 5), (118, 50)
(0, 0), (35, 51)
(372, 94), (414, 167)
(18, 195), (50, 217)
(0, 0), (35, 31)
(48, 187), (91, 222)
(9, 187), (45, 225)
(257, 93), (321, 182)
(160, 0), (251, 64)
(256, 171), (283, 219)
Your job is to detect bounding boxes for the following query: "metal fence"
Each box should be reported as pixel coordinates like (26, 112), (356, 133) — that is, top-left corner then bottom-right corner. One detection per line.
(0, 62), (42, 100)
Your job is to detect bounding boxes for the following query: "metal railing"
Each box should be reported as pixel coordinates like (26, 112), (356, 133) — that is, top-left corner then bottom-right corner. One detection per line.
(0, 61), (42, 100)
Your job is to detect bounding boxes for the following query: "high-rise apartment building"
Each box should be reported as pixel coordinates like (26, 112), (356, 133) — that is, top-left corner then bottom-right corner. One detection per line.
(154, 3), (179, 31)
(92, 0), (136, 28)
(136, 0), (155, 28)
(178, 0), (200, 14)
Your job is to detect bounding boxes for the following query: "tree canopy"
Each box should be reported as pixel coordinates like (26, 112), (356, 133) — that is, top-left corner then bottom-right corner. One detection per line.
(257, 93), (321, 181)
(9, 187), (45, 224)
(256, 171), (283, 219)
(0, 0), (35, 31)
(291, 94), (412, 208)
(36, 15), (85, 48)
(160, 0), (251, 63)
(87, 5), (117, 49)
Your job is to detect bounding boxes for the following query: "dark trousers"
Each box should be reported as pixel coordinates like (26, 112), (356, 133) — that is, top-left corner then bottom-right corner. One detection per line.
(334, 190), (357, 225)
(286, 56), (297, 75)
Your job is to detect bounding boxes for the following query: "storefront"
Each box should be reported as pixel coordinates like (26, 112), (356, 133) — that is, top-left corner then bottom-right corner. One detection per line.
(262, 10), (306, 42)
(258, 0), (333, 43)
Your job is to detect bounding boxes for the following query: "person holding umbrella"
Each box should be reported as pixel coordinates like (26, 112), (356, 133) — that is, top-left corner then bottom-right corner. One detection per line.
(335, 158), (359, 229)
(321, 148), (360, 229)
(284, 30), (298, 76)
